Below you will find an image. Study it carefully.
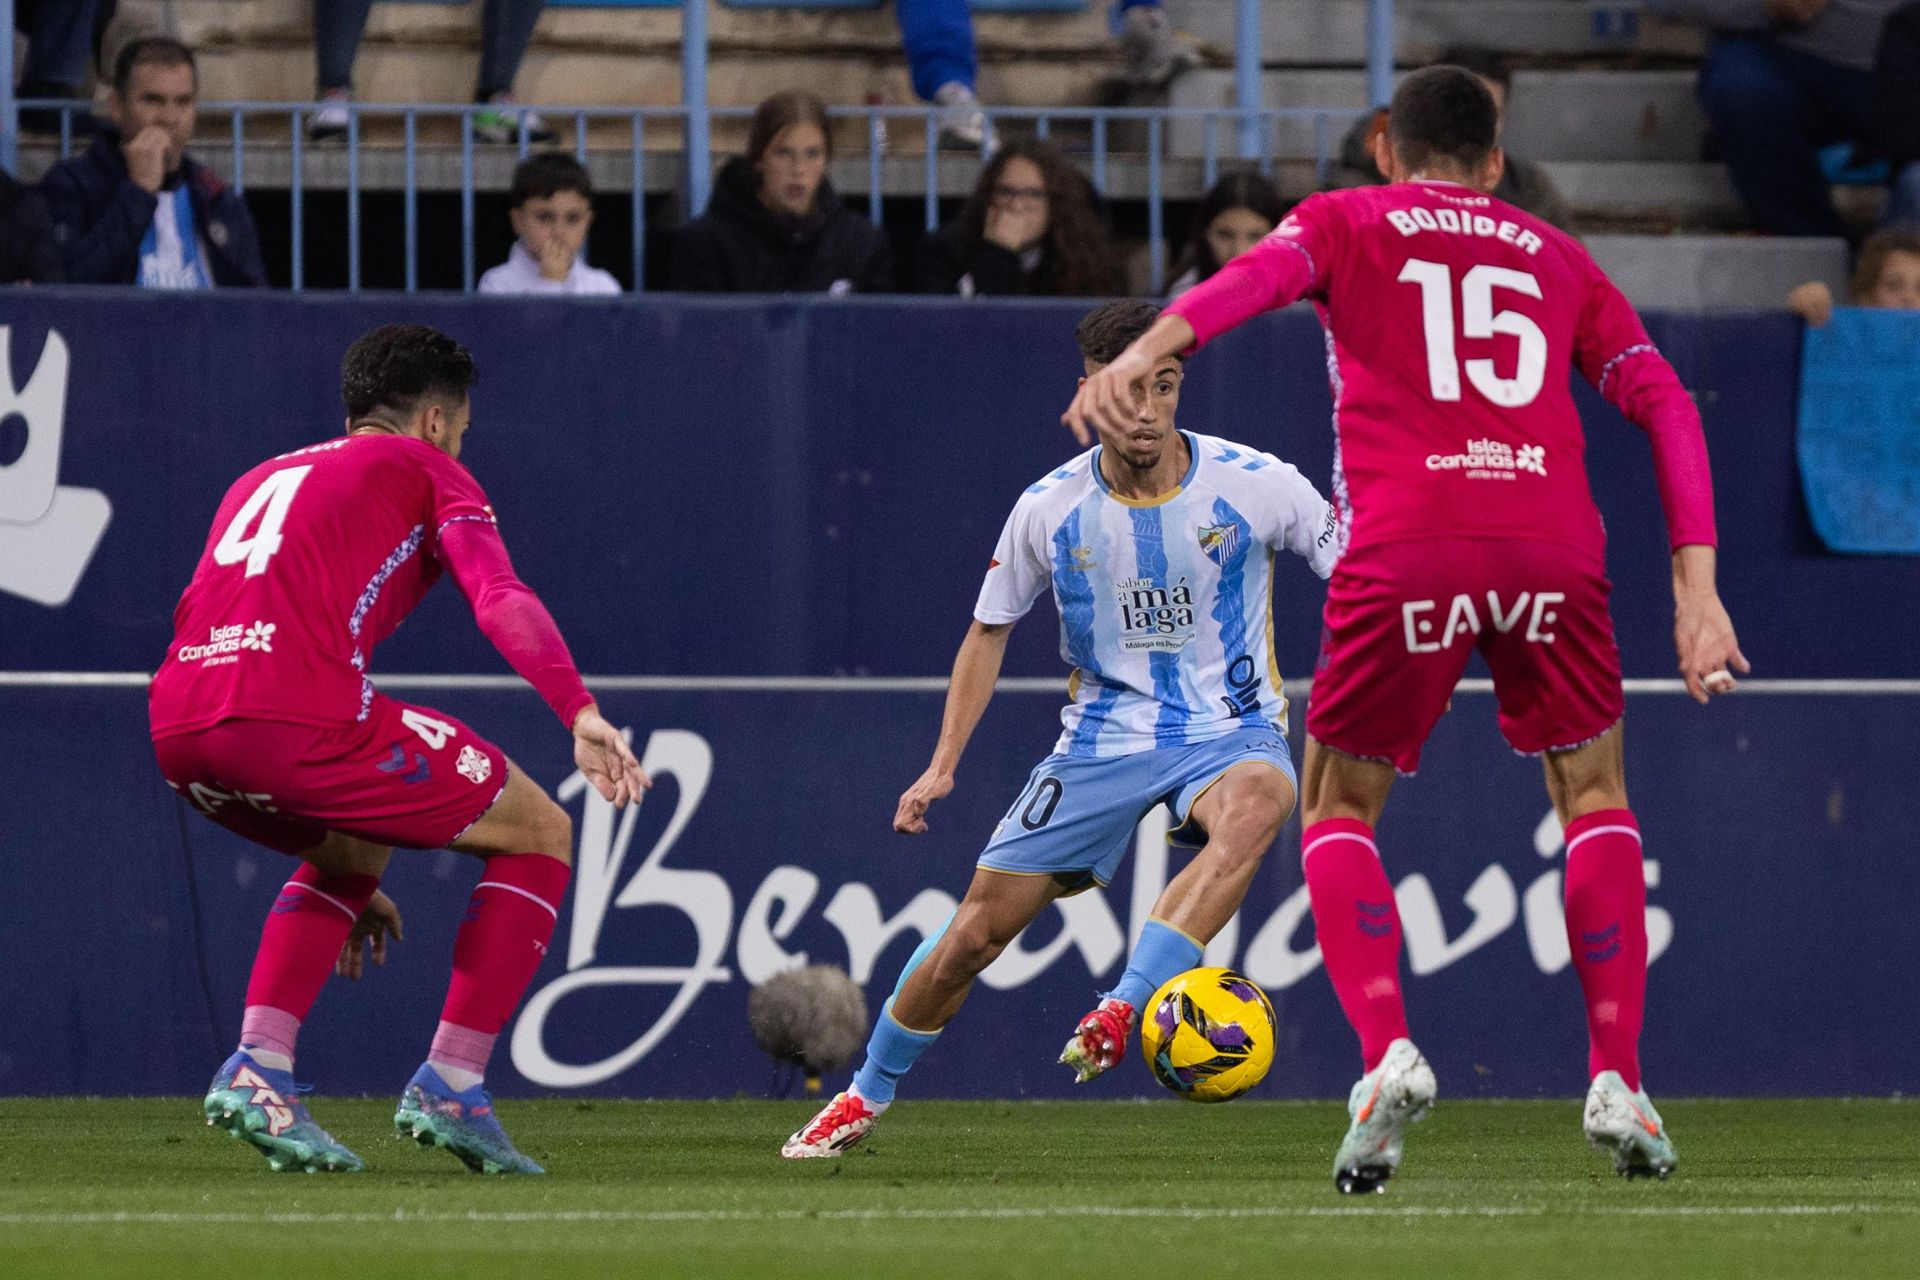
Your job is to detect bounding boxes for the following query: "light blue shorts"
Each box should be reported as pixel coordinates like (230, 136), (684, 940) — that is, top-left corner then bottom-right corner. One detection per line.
(976, 727), (1297, 893)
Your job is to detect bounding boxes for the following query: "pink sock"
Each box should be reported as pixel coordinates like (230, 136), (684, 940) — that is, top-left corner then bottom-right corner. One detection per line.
(1303, 818), (1410, 1073)
(1563, 809), (1648, 1091)
(435, 854), (571, 1071)
(240, 864), (380, 1060)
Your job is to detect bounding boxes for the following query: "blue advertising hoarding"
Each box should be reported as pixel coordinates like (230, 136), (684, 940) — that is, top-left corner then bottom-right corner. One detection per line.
(0, 292), (1914, 1100)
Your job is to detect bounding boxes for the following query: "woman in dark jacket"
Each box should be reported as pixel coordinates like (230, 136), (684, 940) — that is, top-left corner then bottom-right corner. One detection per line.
(913, 140), (1120, 297)
(671, 90), (892, 293)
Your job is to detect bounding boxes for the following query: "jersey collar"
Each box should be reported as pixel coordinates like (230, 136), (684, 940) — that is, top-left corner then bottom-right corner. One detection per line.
(1091, 430), (1198, 508)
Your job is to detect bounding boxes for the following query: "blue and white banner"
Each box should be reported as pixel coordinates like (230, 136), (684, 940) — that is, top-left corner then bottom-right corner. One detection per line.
(1, 678), (1913, 1099)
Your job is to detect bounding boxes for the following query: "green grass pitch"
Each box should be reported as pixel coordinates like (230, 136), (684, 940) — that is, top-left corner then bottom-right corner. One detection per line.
(1, 1097), (1915, 1279)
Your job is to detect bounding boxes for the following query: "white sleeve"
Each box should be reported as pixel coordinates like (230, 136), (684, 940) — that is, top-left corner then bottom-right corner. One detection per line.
(973, 499), (1050, 624)
(1257, 458), (1342, 581)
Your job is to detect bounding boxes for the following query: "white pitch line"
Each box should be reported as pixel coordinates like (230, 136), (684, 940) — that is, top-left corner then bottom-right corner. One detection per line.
(0, 1203), (1910, 1227)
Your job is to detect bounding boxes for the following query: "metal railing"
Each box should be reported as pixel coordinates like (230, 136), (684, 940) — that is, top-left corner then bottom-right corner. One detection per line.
(10, 99), (1367, 294)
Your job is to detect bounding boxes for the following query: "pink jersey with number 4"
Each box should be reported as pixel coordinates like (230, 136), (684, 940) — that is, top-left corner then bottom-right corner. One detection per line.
(151, 433), (590, 737)
(1167, 181), (1716, 558)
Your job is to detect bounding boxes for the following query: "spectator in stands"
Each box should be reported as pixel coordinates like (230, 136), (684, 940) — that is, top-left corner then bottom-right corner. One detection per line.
(896, 0), (992, 150)
(1787, 227), (1920, 323)
(1, 166), (65, 284)
(479, 154), (620, 296)
(1871, 1), (1920, 227)
(1115, 1), (1201, 87)
(1655, 0), (1903, 238)
(897, 0), (1198, 144)
(311, 0), (553, 145)
(913, 140), (1120, 297)
(1339, 47), (1575, 231)
(12, 0), (111, 135)
(39, 37), (267, 288)
(1166, 171), (1282, 298)
(671, 91), (892, 294)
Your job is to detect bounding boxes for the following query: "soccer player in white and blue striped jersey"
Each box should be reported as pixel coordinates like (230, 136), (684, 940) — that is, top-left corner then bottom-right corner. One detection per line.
(782, 300), (1340, 1159)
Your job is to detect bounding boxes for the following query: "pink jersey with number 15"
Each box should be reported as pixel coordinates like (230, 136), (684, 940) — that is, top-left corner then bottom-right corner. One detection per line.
(1166, 181), (1716, 560)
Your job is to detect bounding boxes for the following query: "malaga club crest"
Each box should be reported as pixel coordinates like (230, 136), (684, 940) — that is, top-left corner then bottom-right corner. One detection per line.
(1196, 522), (1238, 567)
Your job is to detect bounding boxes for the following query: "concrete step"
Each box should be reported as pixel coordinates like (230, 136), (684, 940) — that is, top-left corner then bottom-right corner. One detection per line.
(146, 0), (1122, 110)
(1170, 67), (1706, 165)
(1165, 69), (1369, 164)
(1163, 0), (1702, 65)
(1504, 69), (1705, 163)
(1583, 234), (1846, 309)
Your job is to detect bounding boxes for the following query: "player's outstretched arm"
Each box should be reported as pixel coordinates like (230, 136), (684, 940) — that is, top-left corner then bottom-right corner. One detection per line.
(895, 620), (1013, 835)
(1672, 545), (1750, 705)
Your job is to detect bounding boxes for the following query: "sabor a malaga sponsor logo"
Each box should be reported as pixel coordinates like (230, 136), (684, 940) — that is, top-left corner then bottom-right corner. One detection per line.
(178, 620), (276, 667)
(1425, 438), (1547, 481)
(0, 327), (113, 607)
(509, 728), (1673, 1089)
(1116, 576), (1196, 651)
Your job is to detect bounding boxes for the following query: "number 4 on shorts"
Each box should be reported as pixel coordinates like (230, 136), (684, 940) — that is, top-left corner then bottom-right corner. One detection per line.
(401, 708), (458, 751)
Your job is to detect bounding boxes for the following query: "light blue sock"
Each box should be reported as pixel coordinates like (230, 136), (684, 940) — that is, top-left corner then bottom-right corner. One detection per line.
(851, 999), (942, 1106)
(1106, 917), (1203, 1010)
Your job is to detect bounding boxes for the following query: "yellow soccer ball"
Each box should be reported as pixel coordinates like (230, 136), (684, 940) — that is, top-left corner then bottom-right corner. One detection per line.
(1139, 967), (1277, 1102)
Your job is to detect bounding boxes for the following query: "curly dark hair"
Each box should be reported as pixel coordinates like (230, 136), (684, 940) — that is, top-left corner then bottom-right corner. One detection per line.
(341, 324), (478, 420)
(1171, 171), (1284, 285)
(956, 140), (1116, 297)
(1076, 300), (1165, 365)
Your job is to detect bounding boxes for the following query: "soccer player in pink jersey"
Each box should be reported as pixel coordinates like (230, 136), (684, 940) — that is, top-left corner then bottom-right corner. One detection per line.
(1065, 67), (1747, 1190)
(149, 323), (647, 1174)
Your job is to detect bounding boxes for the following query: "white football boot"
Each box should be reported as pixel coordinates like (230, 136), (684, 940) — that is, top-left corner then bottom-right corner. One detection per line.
(780, 1091), (880, 1160)
(1331, 1038), (1437, 1194)
(1584, 1071), (1677, 1179)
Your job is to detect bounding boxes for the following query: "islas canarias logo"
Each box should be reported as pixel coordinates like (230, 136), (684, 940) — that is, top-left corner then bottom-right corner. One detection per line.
(0, 327), (112, 606)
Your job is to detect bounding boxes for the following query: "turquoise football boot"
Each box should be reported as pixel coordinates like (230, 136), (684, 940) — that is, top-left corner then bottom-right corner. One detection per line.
(1584, 1071), (1677, 1179)
(1331, 1038), (1437, 1194)
(203, 1050), (364, 1173)
(394, 1064), (545, 1175)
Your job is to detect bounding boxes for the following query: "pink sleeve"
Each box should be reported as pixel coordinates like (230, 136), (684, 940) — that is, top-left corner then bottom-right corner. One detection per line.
(1574, 269), (1718, 551)
(438, 519), (595, 729)
(1166, 194), (1338, 350)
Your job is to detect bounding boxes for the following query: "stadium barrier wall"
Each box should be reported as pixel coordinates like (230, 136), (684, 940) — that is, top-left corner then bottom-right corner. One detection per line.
(1, 293), (1914, 1099)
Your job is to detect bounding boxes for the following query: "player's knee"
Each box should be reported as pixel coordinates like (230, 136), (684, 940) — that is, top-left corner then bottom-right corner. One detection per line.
(1211, 799), (1286, 868)
(936, 911), (1006, 979)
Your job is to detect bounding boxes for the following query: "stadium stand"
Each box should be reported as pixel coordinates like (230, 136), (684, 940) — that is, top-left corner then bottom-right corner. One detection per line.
(0, 1), (1885, 298)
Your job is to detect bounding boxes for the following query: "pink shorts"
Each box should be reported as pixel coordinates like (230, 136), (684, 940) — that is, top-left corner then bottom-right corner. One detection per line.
(152, 695), (510, 855)
(1306, 537), (1625, 775)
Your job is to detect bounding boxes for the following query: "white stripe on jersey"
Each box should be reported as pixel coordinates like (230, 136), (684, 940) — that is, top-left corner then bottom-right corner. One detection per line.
(976, 431), (1339, 758)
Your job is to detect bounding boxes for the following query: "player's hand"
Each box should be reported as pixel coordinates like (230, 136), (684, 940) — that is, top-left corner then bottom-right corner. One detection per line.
(336, 890), (403, 980)
(1674, 591), (1750, 704)
(1062, 346), (1153, 446)
(894, 767), (955, 834)
(123, 126), (171, 194)
(572, 704), (651, 808)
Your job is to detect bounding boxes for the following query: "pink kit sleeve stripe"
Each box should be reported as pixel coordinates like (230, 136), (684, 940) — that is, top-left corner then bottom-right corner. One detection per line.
(1165, 236), (1317, 350)
(438, 519), (595, 728)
